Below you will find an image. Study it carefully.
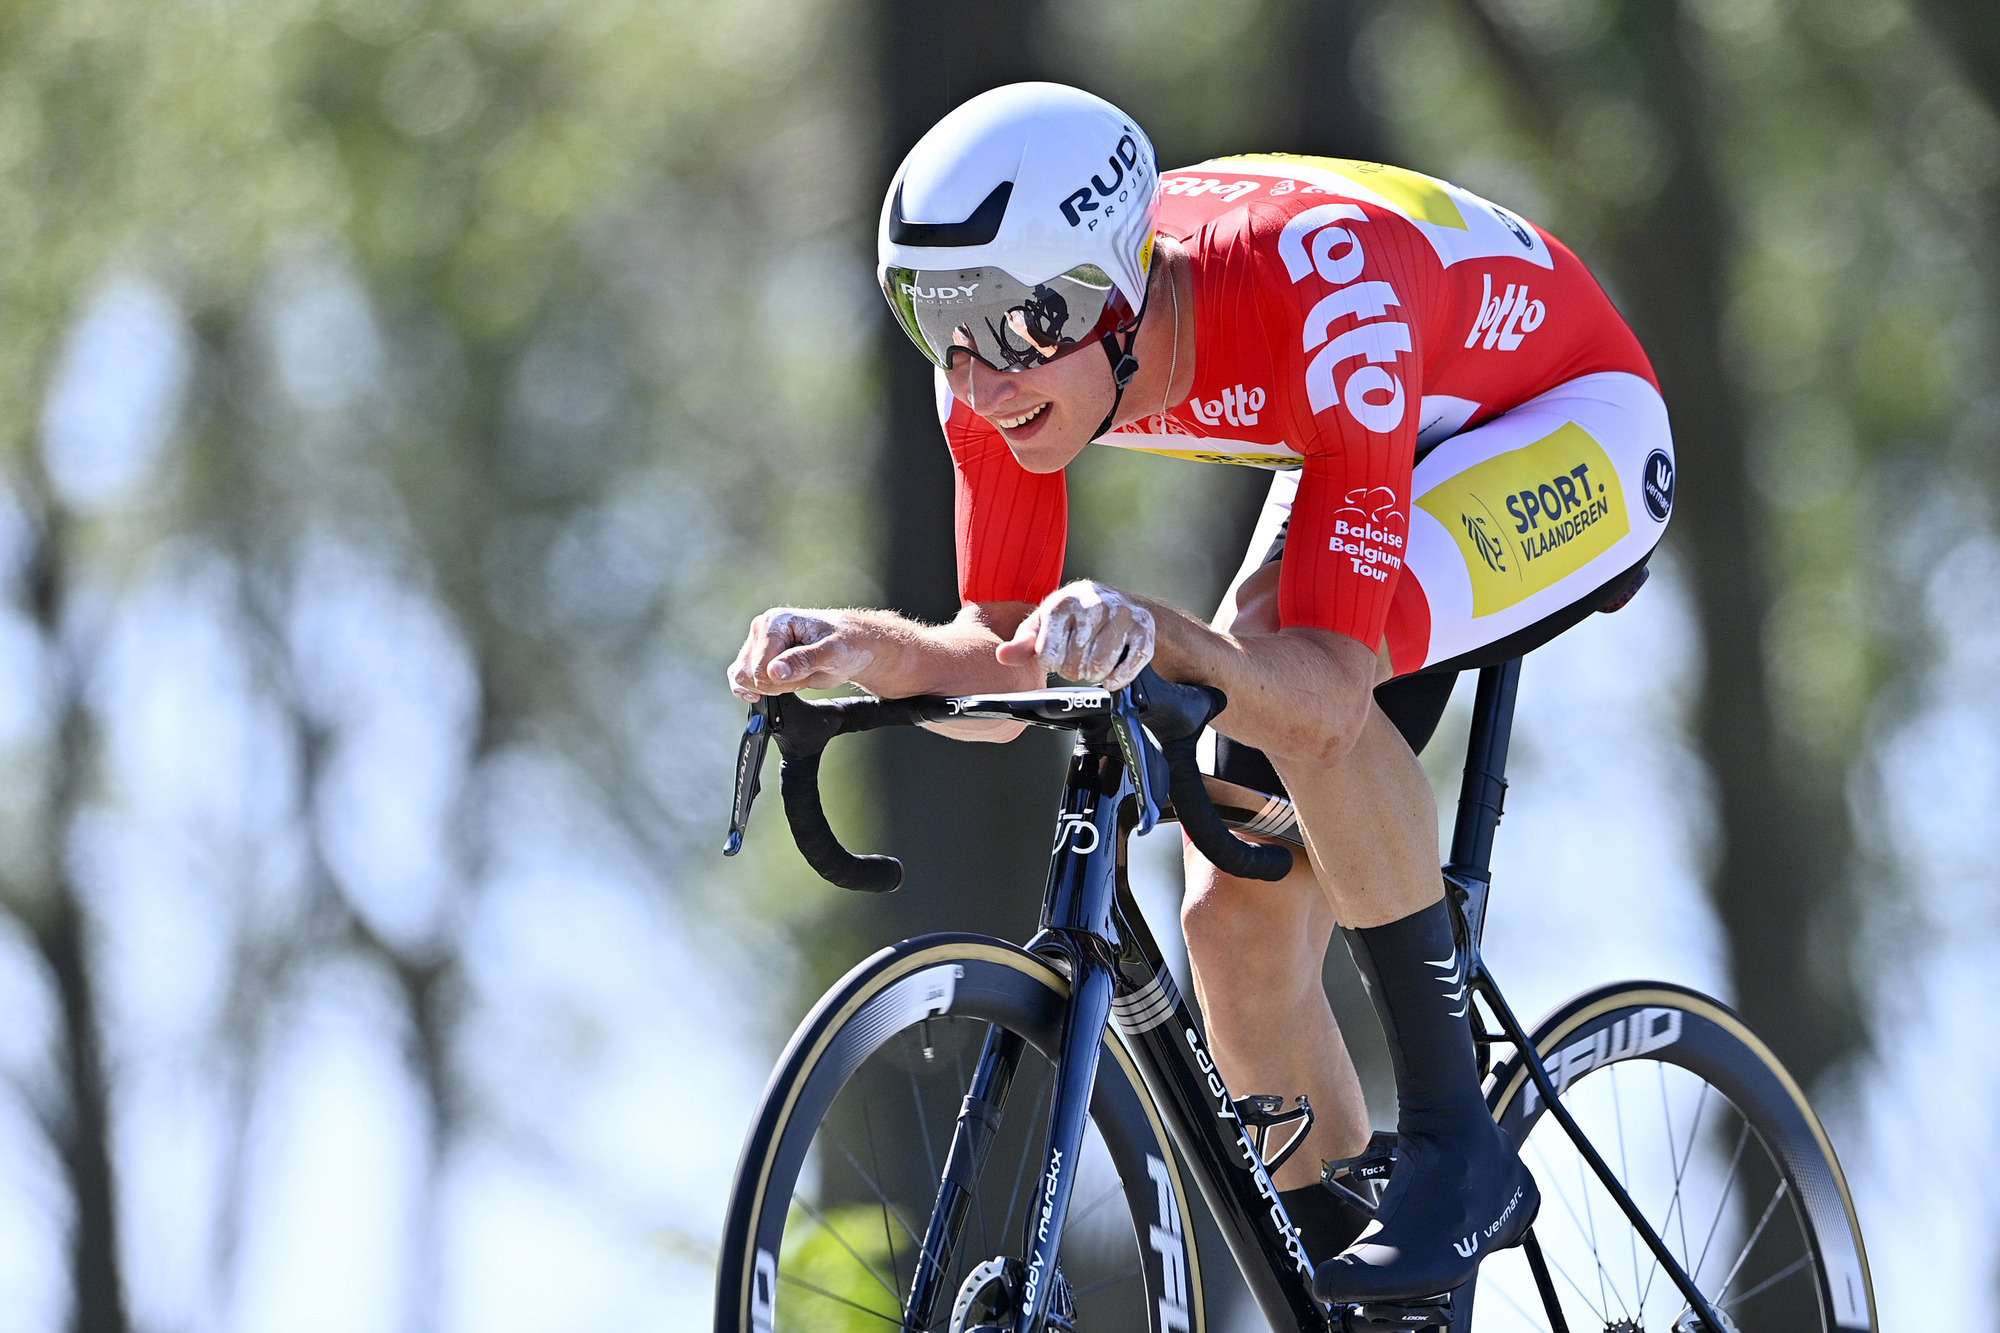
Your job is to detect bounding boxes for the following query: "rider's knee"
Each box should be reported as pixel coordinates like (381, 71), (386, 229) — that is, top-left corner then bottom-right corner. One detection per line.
(1180, 857), (1318, 972)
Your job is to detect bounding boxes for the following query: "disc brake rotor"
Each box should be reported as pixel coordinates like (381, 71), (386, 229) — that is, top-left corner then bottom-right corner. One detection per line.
(948, 1256), (1076, 1333)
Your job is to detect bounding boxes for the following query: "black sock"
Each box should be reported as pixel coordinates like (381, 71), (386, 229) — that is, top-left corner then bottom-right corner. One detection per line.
(1314, 897), (1539, 1301)
(1340, 898), (1485, 1137)
(1280, 1184), (1372, 1266)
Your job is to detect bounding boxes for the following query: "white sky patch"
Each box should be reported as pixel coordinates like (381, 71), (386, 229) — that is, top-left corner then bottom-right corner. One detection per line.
(0, 1086), (63, 1333)
(288, 532), (476, 951)
(226, 961), (427, 1333)
(1469, 550), (1726, 1021)
(267, 249), (384, 415)
(96, 546), (300, 855)
(40, 276), (189, 512)
(1840, 530), (2000, 1332)
(114, 1058), (229, 1331)
(463, 747), (772, 1222)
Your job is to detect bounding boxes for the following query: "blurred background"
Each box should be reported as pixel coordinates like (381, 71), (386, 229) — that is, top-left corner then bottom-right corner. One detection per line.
(0, 0), (1995, 1328)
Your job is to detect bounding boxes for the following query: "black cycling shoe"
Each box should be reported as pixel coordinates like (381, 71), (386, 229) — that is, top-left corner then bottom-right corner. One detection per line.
(1312, 900), (1539, 1304)
(1279, 1181), (1373, 1267)
(1312, 1116), (1538, 1303)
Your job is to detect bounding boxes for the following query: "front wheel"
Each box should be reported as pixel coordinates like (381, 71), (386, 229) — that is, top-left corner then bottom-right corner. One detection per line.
(1469, 982), (1875, 1333)
(715, 934), (1206, 1333)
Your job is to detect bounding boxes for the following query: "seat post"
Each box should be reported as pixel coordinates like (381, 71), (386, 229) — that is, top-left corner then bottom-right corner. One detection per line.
(1443, 658), (1522, 955)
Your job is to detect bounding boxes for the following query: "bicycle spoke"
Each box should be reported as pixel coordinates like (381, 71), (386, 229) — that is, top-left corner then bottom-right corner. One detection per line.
(1669, 1075), (1710, 1268)
(999, 1080), (1050, 1246)
(1484, 1255), (1557, 1328)
(831, 1137), (925, 1249)
(1070, 1266), (1143, 1299)
(1639, 1071), (1710, 1312)
(1538, 1237), (1613, 1326)
(775, 1267), (904, 1326)
(1716, 1179), (1789, 1302)
(1611, 1065), (1641, 1309)
(956, 1036), (990, 1263)
(908, 1054), (940, 1199)
(792, 1194), (903, 1304)
(1067, 1181), (1126, 1230)
(1528, 1136), (1627, 1321)
(1723, 1251), (1814, 1310)
(1575, 1139), (1624, 1319)
(864, 1103), (903, 1298)
(1689, 1119), (1752, 1287)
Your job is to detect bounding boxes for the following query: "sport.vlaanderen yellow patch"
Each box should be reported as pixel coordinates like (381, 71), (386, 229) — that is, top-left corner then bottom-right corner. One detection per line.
(1417, 423), (1629, 617)
(1219, 154), (1469, 230)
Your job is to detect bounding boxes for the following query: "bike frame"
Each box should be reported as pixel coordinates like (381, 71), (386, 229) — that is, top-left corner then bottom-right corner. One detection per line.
(897, 659), (1732, 1333)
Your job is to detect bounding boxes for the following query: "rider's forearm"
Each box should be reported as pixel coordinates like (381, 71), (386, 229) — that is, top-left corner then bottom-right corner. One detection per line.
(842, 604), (1042, 699)
(844, 604), (1043, 743)
(1140, 596), (1379, 769)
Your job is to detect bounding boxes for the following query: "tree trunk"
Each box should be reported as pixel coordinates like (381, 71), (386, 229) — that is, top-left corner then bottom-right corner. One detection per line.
(861, 2), (1068, 953)
(19, 501), (131, 1333)
(1460, 0), (1864, 1101)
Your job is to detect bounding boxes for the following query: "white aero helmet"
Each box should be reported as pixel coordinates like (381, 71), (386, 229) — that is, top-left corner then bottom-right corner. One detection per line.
(879, 83), (1160, 428)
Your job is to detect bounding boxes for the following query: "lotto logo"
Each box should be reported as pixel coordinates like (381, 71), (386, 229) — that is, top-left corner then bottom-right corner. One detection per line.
(1465, 273), (1547, 351)
(1278, 203), (1410, 434)
(1161, 175), (1262, 203)
(1188, 383), (1266, 427)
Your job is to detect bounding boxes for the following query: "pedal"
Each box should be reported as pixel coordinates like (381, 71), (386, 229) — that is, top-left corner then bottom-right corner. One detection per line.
(1233, 1093), (1315, 1175)
(1331, 1293), (1453, 1331)
(1321, 1130), (1399, 1213)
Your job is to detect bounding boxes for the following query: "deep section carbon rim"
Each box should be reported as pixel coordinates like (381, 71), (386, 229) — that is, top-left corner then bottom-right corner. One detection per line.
(715, 937), (1204, 1333)
(1468, 983), (1874, 1333)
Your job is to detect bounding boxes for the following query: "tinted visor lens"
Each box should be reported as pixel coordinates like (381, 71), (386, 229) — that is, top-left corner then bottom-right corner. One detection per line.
(882, 263), (1128, 371)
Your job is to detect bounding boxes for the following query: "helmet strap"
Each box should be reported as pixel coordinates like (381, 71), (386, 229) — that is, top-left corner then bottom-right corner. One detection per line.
(1092, 327), (1141, 440)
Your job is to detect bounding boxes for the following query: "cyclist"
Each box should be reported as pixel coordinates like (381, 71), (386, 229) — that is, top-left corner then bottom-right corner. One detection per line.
(727, 82), (1672, 1306)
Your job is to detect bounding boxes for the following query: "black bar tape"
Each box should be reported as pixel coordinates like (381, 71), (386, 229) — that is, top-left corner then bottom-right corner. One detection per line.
(777, 749), (902, 893)
(1163, 735), (1295, 882)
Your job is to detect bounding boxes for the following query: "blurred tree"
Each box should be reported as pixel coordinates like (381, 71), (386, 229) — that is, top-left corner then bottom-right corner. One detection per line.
(1454, 0), (1866, 1097)
(1919, 1), (2000, 114)
(0, 0), (883, 1325)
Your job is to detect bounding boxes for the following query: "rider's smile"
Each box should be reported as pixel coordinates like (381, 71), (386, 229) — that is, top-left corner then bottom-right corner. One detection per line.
(991, 401), (1048, 431)
(945, 335), (1120, 473)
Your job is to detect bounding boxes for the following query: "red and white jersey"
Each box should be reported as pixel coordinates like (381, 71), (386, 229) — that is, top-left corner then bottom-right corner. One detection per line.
(938, 154), (1658, 659)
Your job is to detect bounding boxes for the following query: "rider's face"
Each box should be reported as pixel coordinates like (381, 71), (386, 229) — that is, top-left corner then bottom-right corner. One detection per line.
(943, 344), (1114, 475)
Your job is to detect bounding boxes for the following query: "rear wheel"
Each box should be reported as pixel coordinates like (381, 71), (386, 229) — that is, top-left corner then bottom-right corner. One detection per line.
(1467, 983), (1874, 1333)
(715, 935), (1205, 1333)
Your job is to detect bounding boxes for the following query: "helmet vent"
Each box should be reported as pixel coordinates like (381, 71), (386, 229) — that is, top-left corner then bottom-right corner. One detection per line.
(888, 180), (1013, 247)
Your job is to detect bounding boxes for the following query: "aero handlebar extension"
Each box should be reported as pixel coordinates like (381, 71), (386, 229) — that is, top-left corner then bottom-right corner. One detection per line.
(723, 666), (1294, 891)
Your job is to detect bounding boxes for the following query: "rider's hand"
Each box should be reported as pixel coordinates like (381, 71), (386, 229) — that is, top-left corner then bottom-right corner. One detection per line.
(996, 581), (1156, 692)
(729, 608), (878, 701)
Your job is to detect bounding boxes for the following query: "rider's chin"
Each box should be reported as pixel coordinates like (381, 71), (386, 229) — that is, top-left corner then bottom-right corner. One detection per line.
(1008, 416), (1090, 474)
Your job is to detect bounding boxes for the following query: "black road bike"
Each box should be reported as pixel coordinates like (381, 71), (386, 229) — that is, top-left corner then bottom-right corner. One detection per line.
(713, 662), (1874, 1333)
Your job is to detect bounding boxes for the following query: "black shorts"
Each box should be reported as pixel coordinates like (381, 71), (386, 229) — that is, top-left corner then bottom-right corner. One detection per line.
(1210, 671), (1463, 799)
(1205, 549), (1651, 800)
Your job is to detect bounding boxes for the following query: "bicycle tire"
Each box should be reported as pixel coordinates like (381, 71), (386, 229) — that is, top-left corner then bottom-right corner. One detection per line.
(1466, 981), (1874, 1333)
(715, 934), (1207, 1333)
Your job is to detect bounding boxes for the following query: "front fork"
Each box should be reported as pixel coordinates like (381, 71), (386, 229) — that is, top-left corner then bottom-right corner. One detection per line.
(1012, 957), (1114, 1332)
(898, 954), (1115, 1333)
(904, 1024), (1027, 1330)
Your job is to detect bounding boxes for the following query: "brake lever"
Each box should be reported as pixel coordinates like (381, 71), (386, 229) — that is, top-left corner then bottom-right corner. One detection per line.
(1111, 682), (1161, 835)
(723, 696), (774, 856)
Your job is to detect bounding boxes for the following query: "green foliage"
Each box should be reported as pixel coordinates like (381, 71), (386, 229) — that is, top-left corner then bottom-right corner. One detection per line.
(776, 1201), (903, 1330)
